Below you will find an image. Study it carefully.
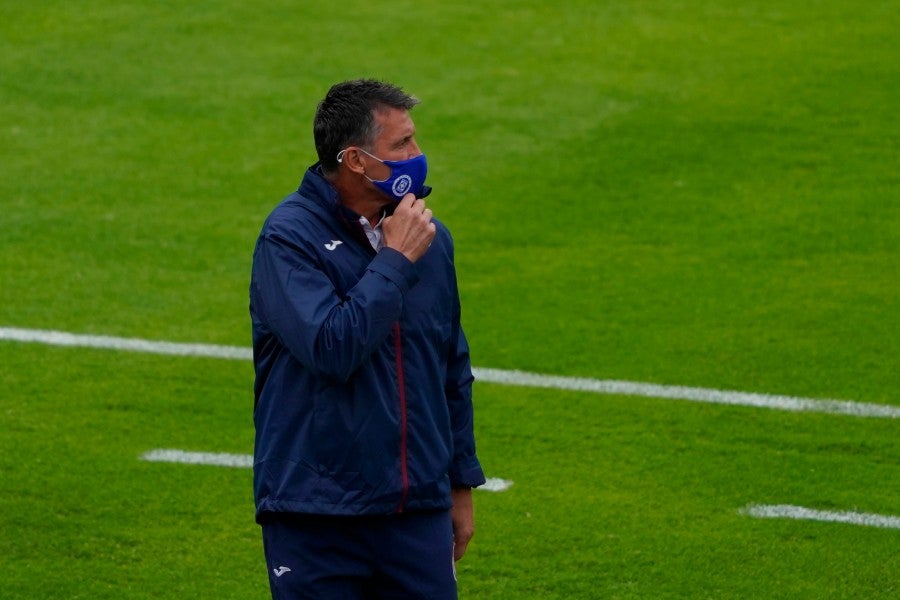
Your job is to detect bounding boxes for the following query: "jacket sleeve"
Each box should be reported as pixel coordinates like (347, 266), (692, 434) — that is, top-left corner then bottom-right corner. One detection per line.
(251, 232), (418, 382)
(443, 250), (487, 488)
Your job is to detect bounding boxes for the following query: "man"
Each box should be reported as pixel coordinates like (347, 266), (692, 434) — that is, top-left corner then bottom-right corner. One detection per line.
(250, 79), (486, 599)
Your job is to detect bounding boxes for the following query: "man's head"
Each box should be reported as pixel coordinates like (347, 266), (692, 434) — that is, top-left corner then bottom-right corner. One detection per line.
(314, 79), (420, 175)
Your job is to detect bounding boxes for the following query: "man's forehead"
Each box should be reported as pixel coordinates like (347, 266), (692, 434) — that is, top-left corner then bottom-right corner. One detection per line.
(374, 106), (415, 133)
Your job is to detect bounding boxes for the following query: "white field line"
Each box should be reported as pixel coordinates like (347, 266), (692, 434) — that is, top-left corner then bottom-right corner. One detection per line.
(141, 449), (514, 492)
(2, 326), (898, 419)
(743, 504), (900, 530)
(473, 368), (900, 419)
(142, 448), (252, 468)
(0, 326), (252, 360)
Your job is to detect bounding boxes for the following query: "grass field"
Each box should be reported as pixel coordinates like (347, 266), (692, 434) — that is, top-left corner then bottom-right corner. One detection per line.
(1, 0), (898, 598)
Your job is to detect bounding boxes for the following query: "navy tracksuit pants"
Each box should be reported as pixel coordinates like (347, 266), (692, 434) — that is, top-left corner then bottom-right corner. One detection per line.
(261, 510), (457, 599)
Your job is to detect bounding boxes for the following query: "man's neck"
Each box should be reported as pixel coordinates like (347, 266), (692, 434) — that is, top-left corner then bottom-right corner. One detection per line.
(330, 174), (387, 225)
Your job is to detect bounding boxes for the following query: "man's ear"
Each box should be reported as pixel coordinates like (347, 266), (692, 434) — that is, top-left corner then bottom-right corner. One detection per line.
(340, 148), (367, 175)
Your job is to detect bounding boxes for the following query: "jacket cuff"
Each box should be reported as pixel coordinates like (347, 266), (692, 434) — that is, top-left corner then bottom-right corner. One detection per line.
(369, 247), (419, 294)
(449, 456), (487, 489)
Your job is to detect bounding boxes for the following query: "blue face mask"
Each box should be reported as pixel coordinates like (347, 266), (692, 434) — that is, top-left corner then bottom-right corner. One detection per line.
(337, 148), (430, 200)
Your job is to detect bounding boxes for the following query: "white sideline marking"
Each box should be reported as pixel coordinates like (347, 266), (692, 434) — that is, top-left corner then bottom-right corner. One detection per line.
(0, 326), (252, 360)
(140, 449), (513, 492)
(743, 504), (900, 530)
(2, 326), (897, 419)
(473, 368), (899, 419)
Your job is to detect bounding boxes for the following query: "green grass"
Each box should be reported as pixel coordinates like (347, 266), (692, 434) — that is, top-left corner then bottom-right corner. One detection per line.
(1, 0), (898, 598)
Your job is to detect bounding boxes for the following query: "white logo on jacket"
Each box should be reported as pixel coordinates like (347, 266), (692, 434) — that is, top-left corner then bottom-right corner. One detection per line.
(324, 240), (343, 251)
(273, 566), (292, 577)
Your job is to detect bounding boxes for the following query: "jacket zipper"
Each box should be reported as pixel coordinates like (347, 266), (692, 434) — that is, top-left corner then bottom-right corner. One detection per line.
(393, 322), (409, 513)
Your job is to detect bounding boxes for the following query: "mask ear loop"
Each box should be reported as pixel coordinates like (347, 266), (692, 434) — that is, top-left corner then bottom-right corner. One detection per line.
(337, 147), (392, 183)
(354, 147), (393, 183)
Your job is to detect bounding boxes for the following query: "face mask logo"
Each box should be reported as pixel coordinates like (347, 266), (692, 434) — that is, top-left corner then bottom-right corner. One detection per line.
(337, 148), (428, 200)
(391, 174), (413, 197)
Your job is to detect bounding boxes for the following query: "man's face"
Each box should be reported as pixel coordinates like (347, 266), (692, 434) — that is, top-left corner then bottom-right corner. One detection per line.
(363, 107), (421, 181)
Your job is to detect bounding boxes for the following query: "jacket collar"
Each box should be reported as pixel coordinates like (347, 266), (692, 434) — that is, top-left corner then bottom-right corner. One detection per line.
(297, 163), (340, 207)
(298, 163), (375, 251)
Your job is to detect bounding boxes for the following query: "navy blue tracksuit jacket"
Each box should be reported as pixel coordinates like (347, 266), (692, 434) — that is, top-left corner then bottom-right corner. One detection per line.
(250, 164), (485, 521)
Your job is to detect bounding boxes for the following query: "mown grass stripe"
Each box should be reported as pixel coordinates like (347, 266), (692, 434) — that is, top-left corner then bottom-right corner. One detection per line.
(2, 326), (897, 419)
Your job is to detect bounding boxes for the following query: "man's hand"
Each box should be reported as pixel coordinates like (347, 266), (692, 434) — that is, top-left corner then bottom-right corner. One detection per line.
(382, 193), (436, 263)
(450, 487), (475, 562)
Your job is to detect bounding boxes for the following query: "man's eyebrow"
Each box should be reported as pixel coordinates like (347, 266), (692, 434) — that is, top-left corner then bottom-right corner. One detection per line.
(393, 134), (414, 148)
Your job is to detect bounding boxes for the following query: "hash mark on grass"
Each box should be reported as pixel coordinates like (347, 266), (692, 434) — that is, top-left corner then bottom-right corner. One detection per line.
(2, 326), (898, 419)
(743, 504), (900, 530)
(140, 449), (514, 492)
(142, 448), (252, 468)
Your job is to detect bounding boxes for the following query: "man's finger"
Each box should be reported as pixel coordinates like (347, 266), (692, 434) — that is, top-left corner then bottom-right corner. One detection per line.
(397, 192), (416, 209)
(453, 538), (469, 561)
